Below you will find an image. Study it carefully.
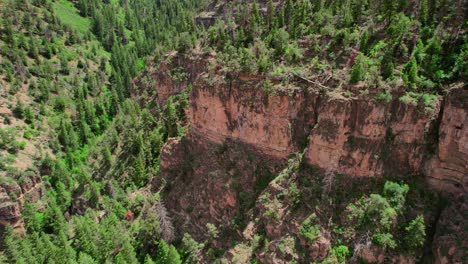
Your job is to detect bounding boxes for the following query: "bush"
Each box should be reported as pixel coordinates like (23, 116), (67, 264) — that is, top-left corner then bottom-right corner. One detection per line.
(376, 90), (392, 103)
(372, 232), (396, 249)
(383, 181), (409, 211)
(405, 215), (426, 251)
(299, 214), (321, 243)
(333, 245), (349, 263)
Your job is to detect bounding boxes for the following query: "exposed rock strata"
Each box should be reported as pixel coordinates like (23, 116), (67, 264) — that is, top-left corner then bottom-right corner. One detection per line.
(137, 53), (466, 194)
(0, 173), (44, 238)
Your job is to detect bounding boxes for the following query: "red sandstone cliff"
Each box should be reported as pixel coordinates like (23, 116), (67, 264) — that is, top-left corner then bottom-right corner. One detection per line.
(132, 51), (466, 262)
(136, 52), (466, 194)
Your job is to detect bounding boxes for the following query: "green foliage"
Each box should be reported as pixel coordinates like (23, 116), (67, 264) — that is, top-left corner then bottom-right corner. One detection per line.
(299, 214), (321, 243)
(403, 57), (418, 88)
(181, 233), (203, 264)
(404, 215), (426, 251)
(376, 90), (392, 103)
(399, 92), (438, 112)
(206, 223), (219, 240)
(350, 54), (368, 84)
(156, 241), (182, 264)
(287, 182), (302, 208)
(53, 0), (91, 34)
(333, 245), (349, 263)
(383, 181), (409, 210)
(359, 29), (369, 53)
(347, 181), (409, 231)
(372, 232), (397, 249)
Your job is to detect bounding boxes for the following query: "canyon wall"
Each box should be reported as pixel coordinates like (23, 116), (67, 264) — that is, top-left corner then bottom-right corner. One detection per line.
(137, 53), (467, 194)
(134, 53), (466, 262)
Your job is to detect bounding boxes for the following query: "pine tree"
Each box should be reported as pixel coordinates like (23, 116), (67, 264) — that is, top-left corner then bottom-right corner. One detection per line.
(420, 0), (428, 25)
(2, 19), (15, 46)
(267, 0), (274, 27)
(359, 29), (369, 54)
(403, 57), (418, 87)
(381, 53), (395, 80)
(156, 241), (182, 264)
(133, 150), (146, 187)
(350, 55), (366, 84)
(382, 0), (398, 22)
(405, 215), (426, 251)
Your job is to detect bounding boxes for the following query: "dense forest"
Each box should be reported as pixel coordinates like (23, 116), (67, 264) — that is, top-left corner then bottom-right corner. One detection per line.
(0, 0), (466, 263)
(0, 0), (203, 262)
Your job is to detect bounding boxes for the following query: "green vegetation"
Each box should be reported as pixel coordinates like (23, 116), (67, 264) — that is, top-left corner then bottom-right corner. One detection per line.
(201, 0), (465, 102)
(0, 0), (461, 263)
(0, 0), (203, 262)
(299, 214), (321, 243)
(53, 0), (91, 34)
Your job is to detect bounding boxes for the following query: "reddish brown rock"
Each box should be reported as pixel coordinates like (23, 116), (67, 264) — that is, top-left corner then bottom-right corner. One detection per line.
(0, 173), (43, 237)
(305, 95), (440, 178)
(426, 88), (468, 194)
(0, 182), (25, 236)
(432, 195), (467, 264)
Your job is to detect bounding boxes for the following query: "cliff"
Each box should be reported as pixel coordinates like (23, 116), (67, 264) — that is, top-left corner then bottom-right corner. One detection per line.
(132, 51), (466, 262)
(137, 52), (466, 195)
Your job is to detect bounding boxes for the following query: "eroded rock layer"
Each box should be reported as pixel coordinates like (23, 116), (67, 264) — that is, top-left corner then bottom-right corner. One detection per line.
(138, 53), (466, 194)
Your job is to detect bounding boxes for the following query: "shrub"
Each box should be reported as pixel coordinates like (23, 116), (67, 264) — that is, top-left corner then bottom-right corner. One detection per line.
(287, 182), (302, 208)
(403, 57), (418, 88)
(372, 232), (396, 249)
(383, 181), (409, 211)
(376, 90), (392, 103)
(206, 223), (219, 240)
(299, 214), (321, 243)
(333, 245), (349, 263)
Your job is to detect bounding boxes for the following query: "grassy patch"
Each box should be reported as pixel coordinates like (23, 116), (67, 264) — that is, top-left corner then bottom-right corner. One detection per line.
(53, 0), (91, 35)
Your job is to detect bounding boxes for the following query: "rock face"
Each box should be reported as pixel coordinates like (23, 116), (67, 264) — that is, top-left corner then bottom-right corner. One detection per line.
(426, 88), (468, 194)
(305, 95), (439, 178)
(133, 51), (467, 261)
(137, 52), (466, 194)
(189, 77), (317, 158)
(0, 181), (24, 235)
(0, 173), (43, 238)
(188, 71), (465, 194)
(432, 195), (468, 264)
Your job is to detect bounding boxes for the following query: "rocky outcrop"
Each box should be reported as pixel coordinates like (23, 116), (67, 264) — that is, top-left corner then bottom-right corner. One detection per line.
(0, 181), (24, 235)
(189, 77), (317, 158)
(188, 72), (465, 193)
(157, 134), (284, 243)
(137, 52), (466, 194)
(134, 52), (466, 261)
(305, 94), (440, 178)
(0, 173), (44, 238)
(426, 88), (468, 194)
(432, 195), (467, 263)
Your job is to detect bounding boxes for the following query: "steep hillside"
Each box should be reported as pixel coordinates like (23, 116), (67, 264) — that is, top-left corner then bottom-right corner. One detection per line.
(0, 0), (466, 263)
(131, 0), (467, 263)
(0, 0), (205, 263)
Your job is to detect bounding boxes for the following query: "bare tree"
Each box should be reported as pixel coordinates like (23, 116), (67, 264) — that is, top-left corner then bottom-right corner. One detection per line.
(156, 199), (175, 242)
(322, 168), (335, 196)
(350, 231), (372, 263)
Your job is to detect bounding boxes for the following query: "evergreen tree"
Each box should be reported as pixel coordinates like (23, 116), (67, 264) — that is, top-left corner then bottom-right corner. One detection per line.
(359, 29), (369, 53)
(405, 215), (426, 251)
(403, 56), (418, 87)
(420, 0), (429, 25)
(155, 241), (182, 264)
